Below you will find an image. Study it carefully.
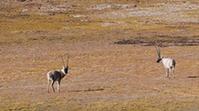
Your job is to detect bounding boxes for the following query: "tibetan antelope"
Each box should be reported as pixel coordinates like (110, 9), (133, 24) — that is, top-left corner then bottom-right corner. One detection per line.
(155, 45), (176, 78)
(47, 55), (69, 93)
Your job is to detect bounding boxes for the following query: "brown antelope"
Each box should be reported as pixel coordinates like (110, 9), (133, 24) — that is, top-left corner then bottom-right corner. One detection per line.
(47, 55), (69, 93)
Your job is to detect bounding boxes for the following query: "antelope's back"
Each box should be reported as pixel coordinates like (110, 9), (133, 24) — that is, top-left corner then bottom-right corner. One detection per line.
(47, 71), (62, 81)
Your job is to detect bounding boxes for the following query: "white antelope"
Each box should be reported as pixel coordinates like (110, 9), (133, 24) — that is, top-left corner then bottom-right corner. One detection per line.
(47, 55), (69, 93)
(155, 46), (176, 78)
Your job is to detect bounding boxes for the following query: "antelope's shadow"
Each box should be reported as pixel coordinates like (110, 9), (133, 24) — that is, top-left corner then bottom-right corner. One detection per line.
(69, 88), (104, 92)
(187, 75), (199, 79)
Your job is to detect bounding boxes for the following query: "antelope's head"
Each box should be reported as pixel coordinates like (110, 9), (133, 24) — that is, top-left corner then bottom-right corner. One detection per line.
(61, 55), (69, 74)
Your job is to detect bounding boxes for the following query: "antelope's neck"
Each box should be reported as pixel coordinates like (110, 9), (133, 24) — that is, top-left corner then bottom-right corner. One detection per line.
(61, 69), (66, 75)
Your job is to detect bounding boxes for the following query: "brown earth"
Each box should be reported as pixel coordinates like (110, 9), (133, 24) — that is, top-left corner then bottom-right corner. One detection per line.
(0, 0), (199, 111)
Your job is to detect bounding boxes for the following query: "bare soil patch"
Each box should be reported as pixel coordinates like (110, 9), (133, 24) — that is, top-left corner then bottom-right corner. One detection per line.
(115, 36), (199, 47)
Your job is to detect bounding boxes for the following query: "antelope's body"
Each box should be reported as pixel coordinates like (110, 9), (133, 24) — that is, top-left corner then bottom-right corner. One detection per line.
(161, 57), (176, 69)
(47, 68), (68, 82)
(155, 46), (176, 78)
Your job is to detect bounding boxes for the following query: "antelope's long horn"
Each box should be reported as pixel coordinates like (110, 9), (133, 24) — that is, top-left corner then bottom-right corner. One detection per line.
(61, 56), (66, 67)
(155, 46), (161, 58)
(66, 55), (69, 67)
(153, 41), (161, 58)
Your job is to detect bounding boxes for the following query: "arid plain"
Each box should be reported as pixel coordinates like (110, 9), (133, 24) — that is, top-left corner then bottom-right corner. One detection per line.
(0, 0), (199, 111)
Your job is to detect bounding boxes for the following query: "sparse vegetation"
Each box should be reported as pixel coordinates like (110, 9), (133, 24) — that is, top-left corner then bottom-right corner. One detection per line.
(0, 0), (199, 111)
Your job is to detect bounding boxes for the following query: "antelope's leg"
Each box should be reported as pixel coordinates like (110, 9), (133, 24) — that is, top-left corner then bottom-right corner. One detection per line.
(47, 80), (51, 93)
(172, 68), (175, 78)
(165, 69), (169, 78)
(57, 80), (61, 93)
(51, 81), (55, 92)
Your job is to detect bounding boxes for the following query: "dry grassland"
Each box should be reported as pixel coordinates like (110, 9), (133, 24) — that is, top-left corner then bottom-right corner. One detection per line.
(0, 0), (199, 111)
